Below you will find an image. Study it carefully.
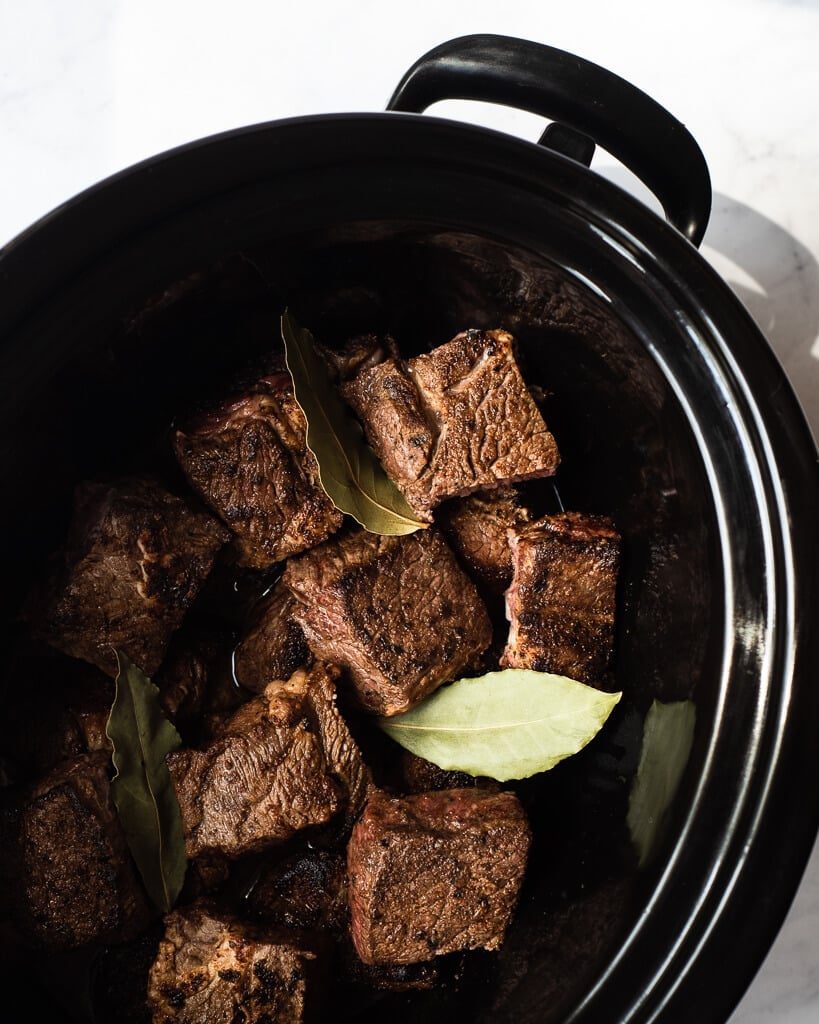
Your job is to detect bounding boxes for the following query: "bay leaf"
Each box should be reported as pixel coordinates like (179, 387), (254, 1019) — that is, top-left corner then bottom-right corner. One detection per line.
(105, 651), (187, 913)
(627, 699), (696, 866)
(281, 311), (426, 535)
(377, 669), (622, 782)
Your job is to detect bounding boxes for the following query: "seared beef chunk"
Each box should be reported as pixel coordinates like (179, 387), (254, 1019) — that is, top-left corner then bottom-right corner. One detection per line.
(147, 903), (318, 1024)
(31, 477), (229, 677)
(347, 788), (530, 965)
(502, 512), (621, 684)
(233, 583), (310, 694)
(173, 375), (343, 569)
(283, 527), (492, 716)
(439, 487), (532, 594)
(3, 752), (151, 949)
(398, 750), (498, 795)
(342, 329), (560, 517)
(248, 849), (348, 933)
(167, 663), (370, 859)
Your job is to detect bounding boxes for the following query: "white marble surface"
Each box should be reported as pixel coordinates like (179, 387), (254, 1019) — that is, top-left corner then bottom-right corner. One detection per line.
(1, 1), (817, 1020)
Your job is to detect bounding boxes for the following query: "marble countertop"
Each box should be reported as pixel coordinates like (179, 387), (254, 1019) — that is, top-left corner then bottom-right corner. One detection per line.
(1, 1), (817, 1020)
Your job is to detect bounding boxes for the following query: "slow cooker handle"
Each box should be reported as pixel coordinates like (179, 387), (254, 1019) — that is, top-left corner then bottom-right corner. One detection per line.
(387, 34), (712, 247)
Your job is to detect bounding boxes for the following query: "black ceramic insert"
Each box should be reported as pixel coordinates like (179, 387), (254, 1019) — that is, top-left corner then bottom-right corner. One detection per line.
(0, 36), (816, 1024)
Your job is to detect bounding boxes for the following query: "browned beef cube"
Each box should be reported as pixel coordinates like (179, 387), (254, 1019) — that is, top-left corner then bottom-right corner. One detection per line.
(502, 512), (621, 683)
(233, 582), (310, 694)
(348, 789), (530, 965)
(173, 375), (343, 569)
(3, 752), (151, 949)
(147, 903), (318, 1024)
(248, 849), (348, 933)
(283, 527), (492, 716)
(167, 663), (370, 859)
(31, 476), (229, 677)
(398, 750), (498, 795)
(342, 329), (560, 517)
(439, 487), (532, 594)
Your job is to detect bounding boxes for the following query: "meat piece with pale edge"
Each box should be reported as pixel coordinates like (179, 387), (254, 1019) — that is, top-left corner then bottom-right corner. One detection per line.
(1, 752), (151, 950)
(30, 476), (229, 677)
(283, 527), (492, 716)
(174, 375), (343, 569)
(341, 329), (559, 517)
(147, 902), (318, 1024)
(233, 582), (310, 694)
(439, 487), (532, 594)
(167, 663), (370, 859)
(347, 788), (530, 965)
(502, 511), (621, 683)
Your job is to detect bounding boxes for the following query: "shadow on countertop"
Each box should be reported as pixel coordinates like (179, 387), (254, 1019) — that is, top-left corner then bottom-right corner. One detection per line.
(599, 166), (819, 445)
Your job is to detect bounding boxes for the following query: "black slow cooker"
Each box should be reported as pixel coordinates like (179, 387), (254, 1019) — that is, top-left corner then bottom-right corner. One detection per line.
(1, 35), (817, 1024)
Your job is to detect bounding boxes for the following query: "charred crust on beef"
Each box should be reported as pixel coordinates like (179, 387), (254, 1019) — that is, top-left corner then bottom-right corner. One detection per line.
(167, 663), (370, 860)
(4, 752), (152, 950)
(233, 583), (310, 694)
(282, 527), (492, 717)
(347, 788), (530, 965)
(29, 476), (230, 677)
(502, 511), (621, 684)
(173, 376), (343, 569)
(147, 902), (318, 1023)
(247, 849), (348, 933)
(397, 750), (500, 795)
(342, 329), (560, 516)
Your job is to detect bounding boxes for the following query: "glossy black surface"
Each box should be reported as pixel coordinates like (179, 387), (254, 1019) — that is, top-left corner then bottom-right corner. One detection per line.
(0, 49), (817, 1024)
(387, 35), (712, 245)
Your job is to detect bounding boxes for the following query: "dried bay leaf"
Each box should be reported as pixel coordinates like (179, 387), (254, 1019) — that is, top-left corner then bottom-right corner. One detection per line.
(281, 311), (426, 535)
(106, 651), (187, 913)
(627, 699), (696, 866)
(377, 669), (622, 782)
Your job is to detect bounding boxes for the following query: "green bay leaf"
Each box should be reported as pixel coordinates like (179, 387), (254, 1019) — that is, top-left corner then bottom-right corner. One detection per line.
(627, 699), (696, 866)
(281, 311), (425, 535)
(377, 669), (622, 782)
(105, 651), (187, 913)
